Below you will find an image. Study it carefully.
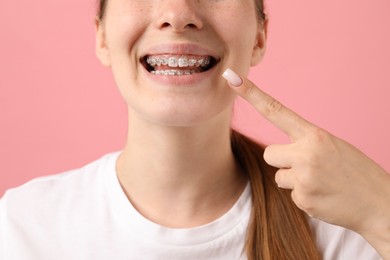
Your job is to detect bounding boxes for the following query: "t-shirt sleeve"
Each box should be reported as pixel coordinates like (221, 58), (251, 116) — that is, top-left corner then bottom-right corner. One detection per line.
(309, 218), (382, 260)
(0, 195), (6, 259)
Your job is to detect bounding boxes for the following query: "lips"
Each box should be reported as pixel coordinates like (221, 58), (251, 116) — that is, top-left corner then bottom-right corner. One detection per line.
(141, 54), (219, 76)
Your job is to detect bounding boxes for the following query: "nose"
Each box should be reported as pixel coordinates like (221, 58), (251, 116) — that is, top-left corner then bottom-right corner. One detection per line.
(154, 0), (203, 32)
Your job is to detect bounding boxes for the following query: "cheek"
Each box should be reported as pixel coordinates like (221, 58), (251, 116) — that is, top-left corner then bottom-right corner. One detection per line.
(104, 19), (150, 96)
(215, 13), (258, 69)
(104, 1), (152, 55)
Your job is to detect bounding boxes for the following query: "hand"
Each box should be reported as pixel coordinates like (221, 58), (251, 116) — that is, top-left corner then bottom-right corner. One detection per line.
(223, 68), (390, 257)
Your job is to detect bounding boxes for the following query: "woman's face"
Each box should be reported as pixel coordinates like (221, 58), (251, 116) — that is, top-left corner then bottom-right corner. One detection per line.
(96, 0), (266, 127)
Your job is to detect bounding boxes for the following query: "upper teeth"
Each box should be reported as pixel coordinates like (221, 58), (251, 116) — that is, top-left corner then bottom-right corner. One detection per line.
(146, 56), (211, 68)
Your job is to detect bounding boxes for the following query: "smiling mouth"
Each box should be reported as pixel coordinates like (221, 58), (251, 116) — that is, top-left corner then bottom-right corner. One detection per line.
(141, 54), (219, 76)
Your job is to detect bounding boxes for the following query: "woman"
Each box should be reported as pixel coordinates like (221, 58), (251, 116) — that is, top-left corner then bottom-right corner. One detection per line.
(0, 0), (388, 259)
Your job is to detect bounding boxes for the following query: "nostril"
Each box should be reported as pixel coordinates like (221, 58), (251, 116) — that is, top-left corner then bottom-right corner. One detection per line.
(186, 24), (197, 29)
(161, 22), (171, 28)
(160, 22), (197, 30)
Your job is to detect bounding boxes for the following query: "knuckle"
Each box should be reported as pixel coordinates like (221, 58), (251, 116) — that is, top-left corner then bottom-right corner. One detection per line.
(274, 169), (283, 183)
(243, 82), (256, 99)
(302, 152), (321, 169)
(265, 98), (283, 116)
(263, 145), (273, 163)
(297, 170), (316, 189)
(306, 127), (339, 157)
(309, 127), (330, 145)
(293, 145), (320, 169)
(291, 190), (304, 210)
(291, 190), (314, 212)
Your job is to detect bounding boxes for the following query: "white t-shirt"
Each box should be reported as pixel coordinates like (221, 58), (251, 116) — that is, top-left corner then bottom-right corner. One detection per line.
(0, 152), (381, 260)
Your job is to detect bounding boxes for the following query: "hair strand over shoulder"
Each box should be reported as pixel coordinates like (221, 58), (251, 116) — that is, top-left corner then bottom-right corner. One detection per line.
(231, 130), (320, 259)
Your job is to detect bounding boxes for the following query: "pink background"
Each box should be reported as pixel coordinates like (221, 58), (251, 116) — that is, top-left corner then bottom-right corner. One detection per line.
(1, 0), (389, 196)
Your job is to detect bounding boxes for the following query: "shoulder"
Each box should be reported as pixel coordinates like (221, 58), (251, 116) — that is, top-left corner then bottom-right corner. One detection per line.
(309, 217), (381, 260)
(0, 152), (121, 258)
(0, 151), (120, 216)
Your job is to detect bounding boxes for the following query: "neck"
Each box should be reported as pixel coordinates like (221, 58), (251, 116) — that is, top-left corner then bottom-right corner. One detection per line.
(116, 107), (247, 228)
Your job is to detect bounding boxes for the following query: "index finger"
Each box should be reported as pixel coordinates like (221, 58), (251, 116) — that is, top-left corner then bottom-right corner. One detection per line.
(223, 68), (315, 140)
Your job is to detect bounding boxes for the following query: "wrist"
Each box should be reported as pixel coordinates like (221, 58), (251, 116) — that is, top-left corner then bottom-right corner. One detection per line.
(359, 219), (390, 259)
(357, 172), (390, 258)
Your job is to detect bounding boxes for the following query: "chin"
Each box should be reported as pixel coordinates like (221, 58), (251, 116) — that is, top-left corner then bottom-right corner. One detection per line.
(133, 101), (234, 129)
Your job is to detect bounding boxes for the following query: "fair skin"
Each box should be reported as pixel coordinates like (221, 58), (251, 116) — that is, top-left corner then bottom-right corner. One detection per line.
(95, 0), (390, 257)
(225, 74), (390, 258)
(95, 0), (265, 227)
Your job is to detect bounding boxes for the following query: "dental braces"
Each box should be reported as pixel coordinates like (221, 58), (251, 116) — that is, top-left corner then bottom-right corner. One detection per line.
(151, 69), (197, 76)
(147, 56), (210, 68)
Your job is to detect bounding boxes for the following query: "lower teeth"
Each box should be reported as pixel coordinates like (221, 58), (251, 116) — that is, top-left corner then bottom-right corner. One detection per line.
(151, 69), (196, 76)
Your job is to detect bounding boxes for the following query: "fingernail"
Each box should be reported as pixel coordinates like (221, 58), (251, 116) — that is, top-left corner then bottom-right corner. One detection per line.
(222, 68), (243, 87)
